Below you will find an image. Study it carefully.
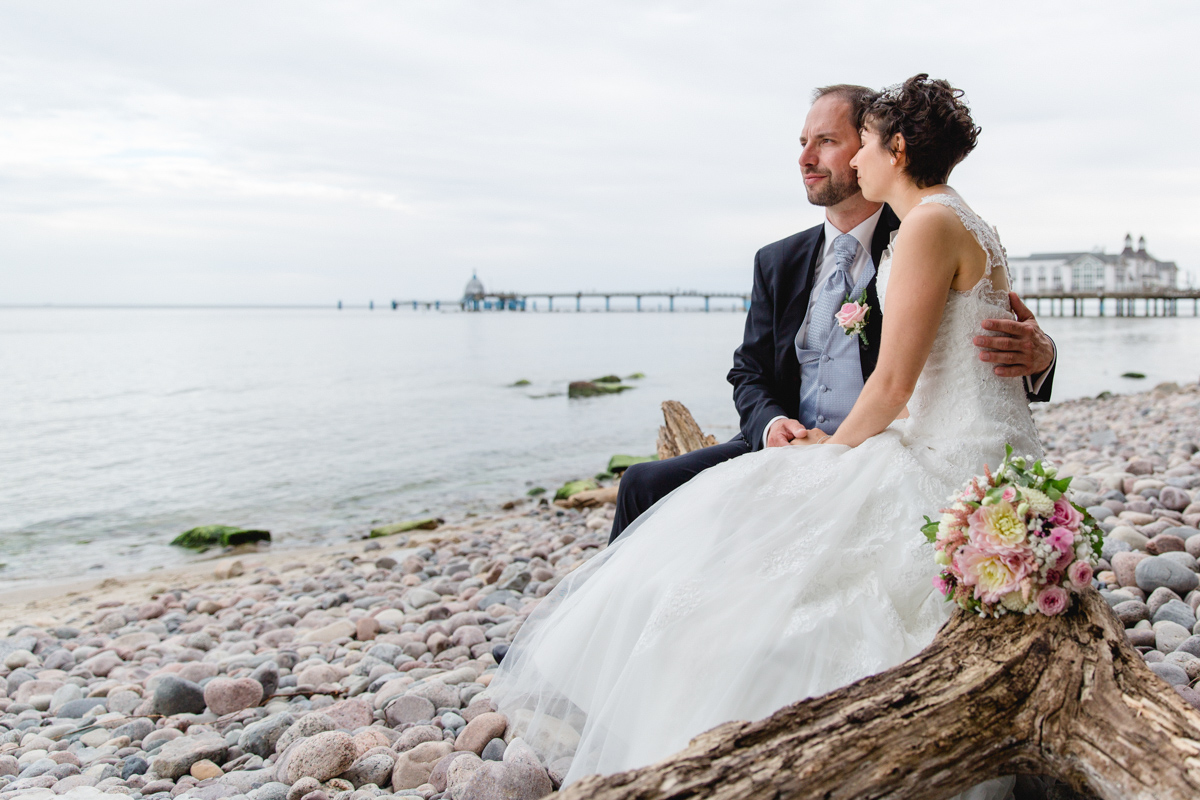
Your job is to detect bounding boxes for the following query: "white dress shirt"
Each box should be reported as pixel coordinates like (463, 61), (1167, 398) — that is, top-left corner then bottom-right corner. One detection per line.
(760, 207), (1053, 447)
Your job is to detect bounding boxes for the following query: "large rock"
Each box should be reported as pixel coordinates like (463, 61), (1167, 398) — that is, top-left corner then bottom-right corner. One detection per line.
(275, 713), (337, 753)
(56, 698), (108, 718)
(454, 760), (553, 800)
(397, 725), (444, 751)
(250, 661), (280, 698)
(322, 698), (373, 731)
(1161, 486), (1193, 511)
(1155, 620), (1193, 654)
(1110, 526), (1150, 552)
(1154, 599), (1198, 630)
(455, 713), (509, 755)
(150, 731), (229, 780)
(153, 676), (207, 716)
(1136, 555), (1199, 596)
(340, 753), (395, 788)
(1113, 600), (1150, 626)
(385, 695), (435, 727)
(1112, 551), (1150, 587)
(1150, 661), (1191, 686)
(239, 713), (295, 758)
(284, 731), (358, 784)
(300, 620), (356, 644)
(409, 681), (460, 710)
(1147, 534), (1188, 555)
(204, 677), (263, 716)
(392, 741), (454, 790)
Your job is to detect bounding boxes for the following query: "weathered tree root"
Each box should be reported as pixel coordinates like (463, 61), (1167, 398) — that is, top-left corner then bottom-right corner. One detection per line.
(558, 589), (1200, 800)
(657, 400), (718, 461)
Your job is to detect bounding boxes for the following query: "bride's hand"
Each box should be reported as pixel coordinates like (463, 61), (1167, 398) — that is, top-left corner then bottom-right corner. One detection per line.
(790, 428), (830, 446)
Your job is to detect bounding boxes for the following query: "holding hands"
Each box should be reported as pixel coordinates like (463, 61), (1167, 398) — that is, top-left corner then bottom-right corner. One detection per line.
(766, 418), (808, 447)
(766, 418), (831, 447)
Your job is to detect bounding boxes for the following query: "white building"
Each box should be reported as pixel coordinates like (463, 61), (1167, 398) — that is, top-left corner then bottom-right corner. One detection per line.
(1010, 234), (1178, 295)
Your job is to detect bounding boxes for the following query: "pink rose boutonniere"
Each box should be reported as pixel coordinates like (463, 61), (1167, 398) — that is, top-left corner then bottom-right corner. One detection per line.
(835, 293), (871, 346)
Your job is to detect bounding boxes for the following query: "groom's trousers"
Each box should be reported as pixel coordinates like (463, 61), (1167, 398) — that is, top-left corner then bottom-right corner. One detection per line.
(609, 436), (752, 545)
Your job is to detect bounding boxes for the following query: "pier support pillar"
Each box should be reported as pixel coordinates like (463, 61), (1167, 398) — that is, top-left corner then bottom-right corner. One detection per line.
(605, 296), (610, 312)
(636, 296), (642, 312)
(577, 295), (582, 312)
(669, 296), (675, 312)
(704, 296), (710, 312)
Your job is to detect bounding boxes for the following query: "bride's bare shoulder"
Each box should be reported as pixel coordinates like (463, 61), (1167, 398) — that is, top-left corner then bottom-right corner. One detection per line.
(893, 202), (967, 255)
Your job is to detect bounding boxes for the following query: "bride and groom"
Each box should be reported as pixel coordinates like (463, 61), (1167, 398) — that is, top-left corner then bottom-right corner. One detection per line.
(485, 75), (1056, 797)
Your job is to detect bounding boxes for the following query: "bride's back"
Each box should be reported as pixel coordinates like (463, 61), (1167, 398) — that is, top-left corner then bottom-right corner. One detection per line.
(879, 193), (1042, 479)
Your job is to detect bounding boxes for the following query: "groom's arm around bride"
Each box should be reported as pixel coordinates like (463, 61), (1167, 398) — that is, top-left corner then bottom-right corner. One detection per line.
(609, 83), (1056, 545)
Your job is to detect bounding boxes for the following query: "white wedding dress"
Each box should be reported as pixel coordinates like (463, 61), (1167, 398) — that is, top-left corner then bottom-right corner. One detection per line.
(486, 195), (1043, 798)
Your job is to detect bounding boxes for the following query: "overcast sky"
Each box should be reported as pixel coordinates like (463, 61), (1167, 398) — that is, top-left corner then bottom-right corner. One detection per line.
(2, 1), (1197, 305)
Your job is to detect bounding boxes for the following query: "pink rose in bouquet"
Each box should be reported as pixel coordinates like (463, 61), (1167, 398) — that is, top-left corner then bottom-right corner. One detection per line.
(1036, 585), (1069, 616)
(1068, 560), (1093, 588)
(1050, 498), (1082, 529)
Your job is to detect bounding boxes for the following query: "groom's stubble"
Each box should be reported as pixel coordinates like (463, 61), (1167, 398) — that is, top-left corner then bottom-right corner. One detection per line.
(804, 167), (861, 208)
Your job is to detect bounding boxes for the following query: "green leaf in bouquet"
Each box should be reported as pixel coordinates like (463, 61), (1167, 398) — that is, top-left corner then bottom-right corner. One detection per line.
(1032, 460), (1045, 477)
(921, 515), (939, 542)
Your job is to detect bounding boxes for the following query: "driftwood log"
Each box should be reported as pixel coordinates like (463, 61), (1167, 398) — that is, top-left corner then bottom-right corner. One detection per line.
(556, 487), (619, 509)
(557, 588), (1200, 800)
(656, 400), (718, 460)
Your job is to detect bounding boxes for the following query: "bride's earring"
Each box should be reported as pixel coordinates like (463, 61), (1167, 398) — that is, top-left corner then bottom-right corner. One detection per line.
(890, 157), (896, 165)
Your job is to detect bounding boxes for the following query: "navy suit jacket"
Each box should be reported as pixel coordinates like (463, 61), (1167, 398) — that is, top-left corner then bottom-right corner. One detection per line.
(727, 205), (1055, 451)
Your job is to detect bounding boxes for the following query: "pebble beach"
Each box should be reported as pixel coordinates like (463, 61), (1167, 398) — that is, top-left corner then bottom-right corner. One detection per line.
(1, 382), (1198, 800)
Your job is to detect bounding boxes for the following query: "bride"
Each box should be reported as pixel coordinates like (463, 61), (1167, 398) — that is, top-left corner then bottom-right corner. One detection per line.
(484, 75), (1041, 799)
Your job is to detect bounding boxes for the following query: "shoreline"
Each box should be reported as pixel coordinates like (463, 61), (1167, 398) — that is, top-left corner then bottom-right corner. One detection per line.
(0, 382), (1196, 800)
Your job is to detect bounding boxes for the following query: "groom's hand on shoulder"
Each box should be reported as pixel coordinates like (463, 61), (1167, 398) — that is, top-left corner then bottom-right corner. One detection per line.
(767, 419), (807, 447)
(973, 292), (1055, 378)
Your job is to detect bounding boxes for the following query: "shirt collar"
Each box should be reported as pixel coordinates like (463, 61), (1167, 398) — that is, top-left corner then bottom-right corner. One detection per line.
(822, 206), (885, 259)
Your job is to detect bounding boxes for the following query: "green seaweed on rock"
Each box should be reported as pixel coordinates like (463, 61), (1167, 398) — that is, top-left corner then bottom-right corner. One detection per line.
(554, 479), (600, 500)
(369, 518), (440, 538)
(171, 525), (271, 549)
(607, 454), (658, 474)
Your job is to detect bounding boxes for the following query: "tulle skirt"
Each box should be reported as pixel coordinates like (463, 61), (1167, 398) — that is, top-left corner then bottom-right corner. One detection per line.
(485, 425), (1014, 799)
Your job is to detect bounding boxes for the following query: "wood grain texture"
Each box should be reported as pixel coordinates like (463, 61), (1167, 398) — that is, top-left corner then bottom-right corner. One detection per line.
(656, 400), (718, 460)
(557, 590), (1200, 799)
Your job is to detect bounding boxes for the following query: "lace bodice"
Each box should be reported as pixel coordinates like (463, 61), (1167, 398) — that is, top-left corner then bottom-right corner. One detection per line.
(877, 193), (1042, 480)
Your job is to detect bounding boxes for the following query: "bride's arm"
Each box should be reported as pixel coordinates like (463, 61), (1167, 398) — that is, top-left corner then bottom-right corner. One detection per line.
(825, 208), (961, 448)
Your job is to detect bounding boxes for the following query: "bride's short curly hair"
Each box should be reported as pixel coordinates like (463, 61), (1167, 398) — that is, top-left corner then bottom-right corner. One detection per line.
(864, 74), (981, 188)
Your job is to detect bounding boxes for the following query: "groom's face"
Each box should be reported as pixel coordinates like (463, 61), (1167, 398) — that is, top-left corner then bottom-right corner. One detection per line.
(798, 95), (862, 207)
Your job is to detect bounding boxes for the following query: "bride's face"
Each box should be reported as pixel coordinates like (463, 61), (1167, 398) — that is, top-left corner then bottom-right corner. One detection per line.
(848, 125), (895, 203)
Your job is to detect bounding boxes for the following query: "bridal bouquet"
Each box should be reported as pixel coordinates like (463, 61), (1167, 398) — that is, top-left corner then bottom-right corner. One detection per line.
(923, 445), (1102, 618)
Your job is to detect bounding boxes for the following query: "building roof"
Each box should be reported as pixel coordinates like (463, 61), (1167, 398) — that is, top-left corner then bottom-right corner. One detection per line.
(463, 273), (484, 297)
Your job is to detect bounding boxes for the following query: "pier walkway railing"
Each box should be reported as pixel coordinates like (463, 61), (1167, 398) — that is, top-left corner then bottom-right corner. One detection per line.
(390, 289), (1200, 316)
(397, 290), (752, 312)
(1020, 289), (1200, 317)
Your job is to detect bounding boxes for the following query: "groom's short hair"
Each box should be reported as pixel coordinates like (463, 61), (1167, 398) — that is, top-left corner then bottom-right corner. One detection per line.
(811, 84), (878, 129)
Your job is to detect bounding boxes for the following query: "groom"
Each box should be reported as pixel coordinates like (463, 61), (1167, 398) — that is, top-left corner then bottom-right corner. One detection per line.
(610, 84), (1057, 543)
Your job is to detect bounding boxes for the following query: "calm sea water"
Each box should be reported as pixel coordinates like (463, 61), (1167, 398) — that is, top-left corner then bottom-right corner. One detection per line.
(1, 307), (1197, 585)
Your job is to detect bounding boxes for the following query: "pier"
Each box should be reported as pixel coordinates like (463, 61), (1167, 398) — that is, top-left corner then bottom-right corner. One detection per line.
(1021, 290), (1200, 317)
(387, 273), (1200, 316)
